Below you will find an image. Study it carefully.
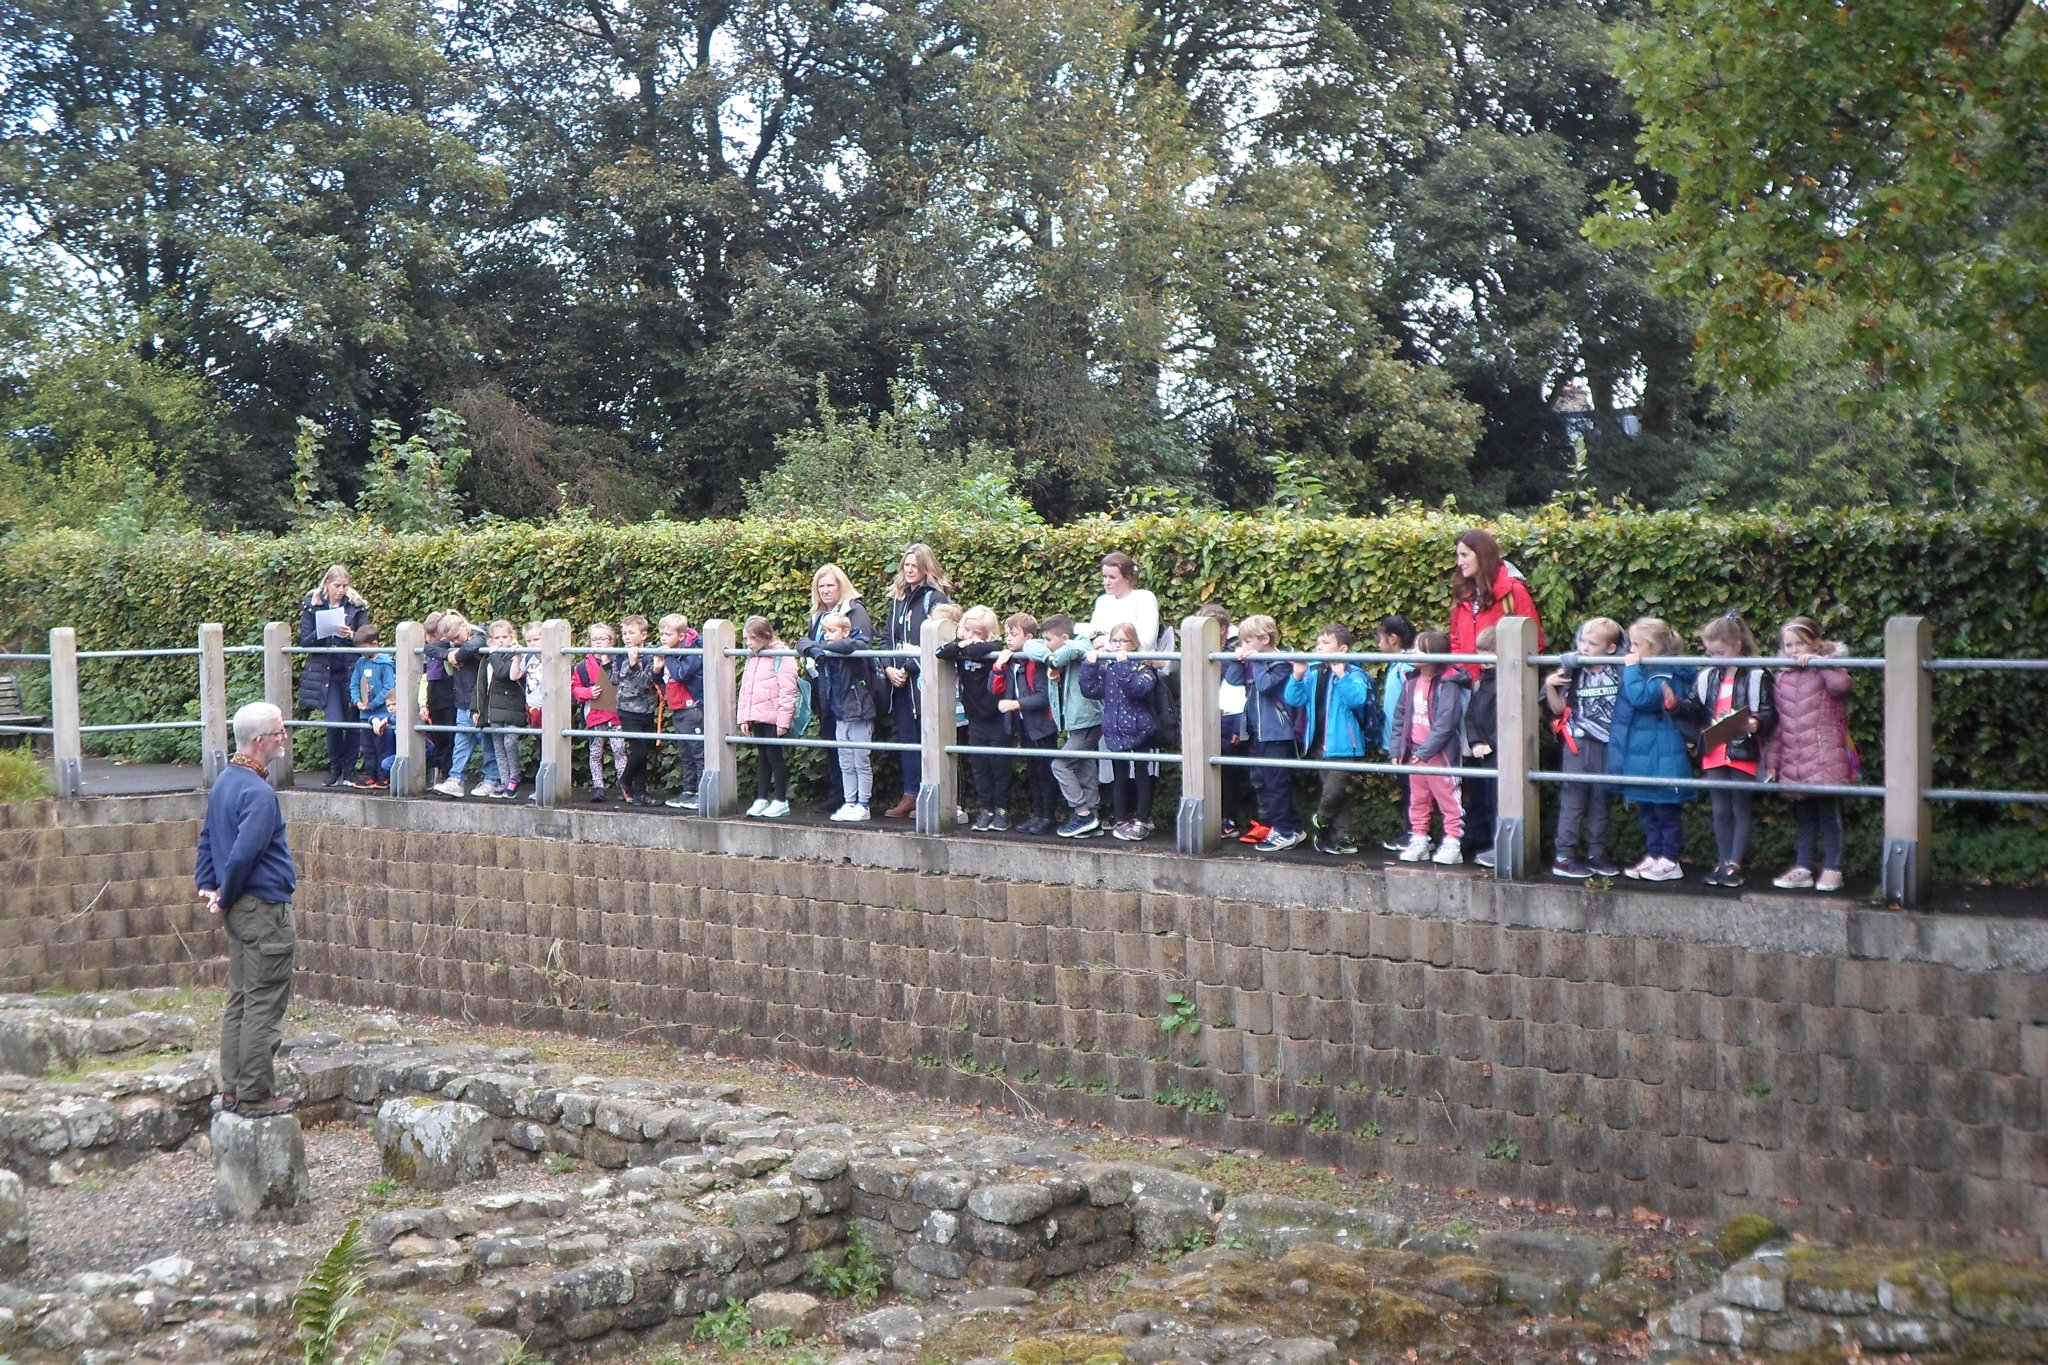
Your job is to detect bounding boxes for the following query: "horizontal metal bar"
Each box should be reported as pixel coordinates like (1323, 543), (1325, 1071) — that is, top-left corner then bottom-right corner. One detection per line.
(1925, 659), (2048, 673)
(0, 724), (54, 734)
(1531, 653), (1884, 671)
(950, 743), (1182, 764)
(723, 735), (922, 753)
(0, 653), (51, 662)
(222, 645), (266, 654)
(1531, 769), (1878, 798)
(1924, 788), (2048, 806)
(77, 720), (200, 733)
(1213, 754), (1497, 780)
(1211, 650), (1492, 667)
(75, 648), (202, 659)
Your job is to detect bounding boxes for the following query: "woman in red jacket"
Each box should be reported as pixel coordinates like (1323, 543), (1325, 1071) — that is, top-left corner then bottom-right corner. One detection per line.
(1447, 528), (1544, 677)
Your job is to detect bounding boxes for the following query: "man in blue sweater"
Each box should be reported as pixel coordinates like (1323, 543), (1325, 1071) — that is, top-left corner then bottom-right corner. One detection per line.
(196, 702), (299, 1116)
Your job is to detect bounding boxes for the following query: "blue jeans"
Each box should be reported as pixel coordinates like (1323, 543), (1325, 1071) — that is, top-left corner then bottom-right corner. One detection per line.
(448, 709), (501, 785)
(1637, 801), (1682, 860)
(1249, 739), (1300, 835)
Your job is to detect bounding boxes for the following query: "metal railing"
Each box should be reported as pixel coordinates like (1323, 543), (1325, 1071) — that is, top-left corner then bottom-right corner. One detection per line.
(12, 613), (2042, 906)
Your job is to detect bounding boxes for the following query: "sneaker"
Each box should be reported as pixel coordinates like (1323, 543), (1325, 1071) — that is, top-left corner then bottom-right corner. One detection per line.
(431, 777), (465, 798)
(469, 780), (496, 798)
(1134, 821), (1155, 840)
(746, 797), (770, 818)
(666, 792), (695, 809)
(1772, 866), (1814, 889)
(1017, 816), (1053, 836)
(989, 811), (1010, 832)
(883, 795), (918, 818)
(1623, 856), (1657, 880)
(762, 800), (791, 819)
(972, 810), (994, 832)
(1814, 869), (1843, 892)
(1396, 834), (1432, 863)
(1220, 819), (1243, 840)
(1585, 854), (1621, 877)
(1112, 820), (1147, 841)
(496, 785), (522, 800)
(1552, 856), (1593, 879)
(361, 777), (388, 791)
(1642, 857), (1685, 882)
(630, 794), (658, 807)
(679, 793), (700, 810)
(1315, 833), (1359, 856)
(1722, 864), (1745, 889)
(1239, 822), (1273, 845)
(1058, 812), (1101, 838)
(815, 797), (844, 814)
(1432, 836), (1463, 865)
(956, 806), (970, 825)
(1257, 829), (1306, 852)
(528, 790), (541, 803)
(829, 803), (861, 822)
(322, 772), (344, 788)
(1475, 847), (1497, 869)
(1700, 863), (1727, 887)
(1382, 835), (1412, 853)
(590, 787), (609, 804)
(844, 804), (870, 822)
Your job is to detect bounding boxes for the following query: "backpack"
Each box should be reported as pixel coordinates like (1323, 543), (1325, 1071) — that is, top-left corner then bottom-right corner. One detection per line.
(791, 662), (814, 737)
(1147, 666), (1181, 744)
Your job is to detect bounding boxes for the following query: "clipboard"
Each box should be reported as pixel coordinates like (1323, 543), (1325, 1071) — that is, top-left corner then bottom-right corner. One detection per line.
(314, 607), (348, 639)
(1698, 706), (1752, 754)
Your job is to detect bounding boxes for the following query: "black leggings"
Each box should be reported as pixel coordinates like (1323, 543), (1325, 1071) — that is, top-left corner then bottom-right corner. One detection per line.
(619, 710), (656, 799)
(749, 721), (788, 800)
(1110, 759), (1152, 823)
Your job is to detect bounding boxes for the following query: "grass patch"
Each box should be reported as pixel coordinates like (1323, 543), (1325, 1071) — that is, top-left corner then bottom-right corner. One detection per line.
(0, 748), (50, 802)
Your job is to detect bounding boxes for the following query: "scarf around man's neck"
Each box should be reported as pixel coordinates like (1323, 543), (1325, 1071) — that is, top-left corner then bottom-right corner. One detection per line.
(229, 752), (270, 777)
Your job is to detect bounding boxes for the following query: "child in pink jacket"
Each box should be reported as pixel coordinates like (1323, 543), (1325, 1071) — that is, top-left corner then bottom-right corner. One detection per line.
(736, 615), (800, 817)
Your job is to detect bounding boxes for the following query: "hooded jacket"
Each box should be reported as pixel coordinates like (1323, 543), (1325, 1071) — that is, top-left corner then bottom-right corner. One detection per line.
(994, 654), (1058, 742)
(1606, 660), (1699, 804)
(1023, 638), (1104, 733)
(1079, 657), (1158, 752)
(801, 635), (880, 723)
(1448, 562), (1545, 675)
(1389, 669), (1469, 763)
(1222, 655), (1295, 746)
(1283, 665), (1375, 758)
(1765, 648), (1855, 790)
(736, 649), (799, 730)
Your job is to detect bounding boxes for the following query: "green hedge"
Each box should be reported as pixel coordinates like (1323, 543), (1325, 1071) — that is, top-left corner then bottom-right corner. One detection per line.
(2, 508), (2043, 880)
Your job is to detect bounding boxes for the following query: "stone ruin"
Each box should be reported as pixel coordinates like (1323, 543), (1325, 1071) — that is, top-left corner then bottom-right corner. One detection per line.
(0, 993), (2044, 1362)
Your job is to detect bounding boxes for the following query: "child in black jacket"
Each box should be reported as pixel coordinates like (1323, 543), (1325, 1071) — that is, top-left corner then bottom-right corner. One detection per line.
(994, 613), (1059, 835)
(801, 612), (881, 821)
(936, 607), (1010, 830)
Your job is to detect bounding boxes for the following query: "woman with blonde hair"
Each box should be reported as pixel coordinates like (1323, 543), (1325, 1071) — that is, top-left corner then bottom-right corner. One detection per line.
(877, 544), (954, 818)
(296, 565), (370, 786)
(800, 563), (874, 813)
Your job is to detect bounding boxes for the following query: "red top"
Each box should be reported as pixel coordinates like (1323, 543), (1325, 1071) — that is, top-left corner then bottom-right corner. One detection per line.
(1448, 563), (1545, 677)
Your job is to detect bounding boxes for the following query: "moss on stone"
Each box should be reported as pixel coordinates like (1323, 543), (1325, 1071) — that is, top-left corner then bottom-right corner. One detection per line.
(1713, 1213), (1784, 1262)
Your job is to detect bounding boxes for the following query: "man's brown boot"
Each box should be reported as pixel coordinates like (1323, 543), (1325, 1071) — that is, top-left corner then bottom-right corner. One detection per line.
(882, 794), (917, 818)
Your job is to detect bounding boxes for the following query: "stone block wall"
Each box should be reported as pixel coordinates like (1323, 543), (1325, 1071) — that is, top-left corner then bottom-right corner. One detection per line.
(6, 794), (2046, 1261)
(0, 798), (222, 994)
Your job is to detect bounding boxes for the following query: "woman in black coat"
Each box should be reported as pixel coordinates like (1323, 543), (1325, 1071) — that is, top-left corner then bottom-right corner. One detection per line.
(297, 564), (370, 785)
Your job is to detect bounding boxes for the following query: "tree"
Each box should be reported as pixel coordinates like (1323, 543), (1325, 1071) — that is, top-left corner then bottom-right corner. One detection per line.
(745, 373), (1041, 524)
(1593, 0), (2048, 459)
(0, 0), (502, 525)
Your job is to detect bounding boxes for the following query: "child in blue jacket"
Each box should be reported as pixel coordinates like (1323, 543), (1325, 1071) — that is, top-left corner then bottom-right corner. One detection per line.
(1606, 617), (1698, 882)
(1284, 623), (1375, 856)
(1223, 615), (1301, 851)
(348, 622), (397, 788)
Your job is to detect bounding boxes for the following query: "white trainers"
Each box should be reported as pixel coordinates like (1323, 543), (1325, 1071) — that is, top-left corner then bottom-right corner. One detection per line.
(1643, 857), (1685, 882)
(1623, 856), (1657, 880)
(745, 798), (769, 818)
(469, 780), (496, 798)
(762, 799), (791, 819)
(1432, 836), (1463, 866)
(432, 777), (465, 798)
(1396, 833), (1432, 863)
(828, 803), (858, 822)
(1772, 866), (1814, 889)
(1815, 869), (1843, 892)
(830, 803), (870, 822)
